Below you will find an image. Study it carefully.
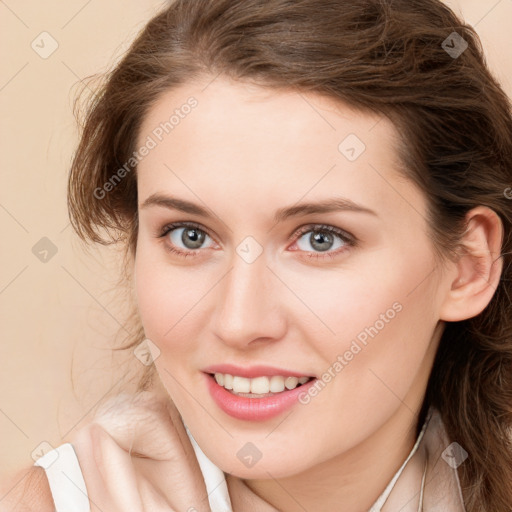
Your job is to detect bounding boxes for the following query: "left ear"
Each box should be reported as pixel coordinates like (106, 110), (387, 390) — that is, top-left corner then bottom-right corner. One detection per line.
(439, 206), (504, 322)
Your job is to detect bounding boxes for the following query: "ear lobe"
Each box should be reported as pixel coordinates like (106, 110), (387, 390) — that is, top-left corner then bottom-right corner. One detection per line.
(439, 206), (504, 322)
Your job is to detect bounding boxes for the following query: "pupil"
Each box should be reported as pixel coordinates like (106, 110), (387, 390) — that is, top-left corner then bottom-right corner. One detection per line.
(311, 231), (333, 252)
(183, 228), (205, 249)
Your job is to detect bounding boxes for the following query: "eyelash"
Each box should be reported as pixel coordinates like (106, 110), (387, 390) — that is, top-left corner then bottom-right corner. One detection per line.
(156, 221), (357, 260)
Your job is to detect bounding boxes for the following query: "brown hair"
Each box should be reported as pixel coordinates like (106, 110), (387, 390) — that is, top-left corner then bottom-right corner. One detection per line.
(67, 0), (512, 509)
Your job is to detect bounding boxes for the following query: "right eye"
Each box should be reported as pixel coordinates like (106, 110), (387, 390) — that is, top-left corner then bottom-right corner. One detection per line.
(158, 222), (216, 257)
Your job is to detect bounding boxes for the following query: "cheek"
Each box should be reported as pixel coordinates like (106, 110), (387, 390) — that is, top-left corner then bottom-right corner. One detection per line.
(284, 243), (438, 393)
(280, 250), (438, 453)
(279, 245), (435, 349)
(134, 244), (179, 343)
(134, 263), (173, 340)
(134, 244), (214, 357)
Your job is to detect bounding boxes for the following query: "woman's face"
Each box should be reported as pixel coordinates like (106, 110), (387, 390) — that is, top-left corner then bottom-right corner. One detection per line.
(134, 75), (449, 478)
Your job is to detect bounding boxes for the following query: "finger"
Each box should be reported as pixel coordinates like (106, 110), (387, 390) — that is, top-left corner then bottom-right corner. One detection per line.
(133, 457), (212, 512)
(92, 392), (182, 460)
(70, 423), (143, 512)
(126, 394), (212, 511)
(91, 392), (211, 511)
(91, 425), (145, 512)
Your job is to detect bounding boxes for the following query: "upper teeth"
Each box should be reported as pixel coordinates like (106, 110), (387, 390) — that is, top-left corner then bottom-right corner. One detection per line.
(214, 373), (311, 394)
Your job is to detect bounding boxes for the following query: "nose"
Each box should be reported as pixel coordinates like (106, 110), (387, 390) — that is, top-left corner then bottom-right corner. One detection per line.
(211, 252), (287, 349)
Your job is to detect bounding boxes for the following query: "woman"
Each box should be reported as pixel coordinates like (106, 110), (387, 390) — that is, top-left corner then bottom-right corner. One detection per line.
(4, 0), (512, 510)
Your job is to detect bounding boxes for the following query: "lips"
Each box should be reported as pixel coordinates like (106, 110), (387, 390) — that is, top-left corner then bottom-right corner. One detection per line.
(204, 372), (318, 421)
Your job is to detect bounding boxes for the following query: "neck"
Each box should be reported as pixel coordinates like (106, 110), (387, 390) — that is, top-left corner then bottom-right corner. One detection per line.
(227, 405), (422, 512)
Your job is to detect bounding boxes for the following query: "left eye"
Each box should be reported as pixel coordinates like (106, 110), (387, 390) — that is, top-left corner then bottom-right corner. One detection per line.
(292, 226), (353, 255)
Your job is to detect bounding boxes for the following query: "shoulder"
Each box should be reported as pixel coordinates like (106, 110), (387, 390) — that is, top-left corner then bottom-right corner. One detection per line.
(0, 466), (54, 512)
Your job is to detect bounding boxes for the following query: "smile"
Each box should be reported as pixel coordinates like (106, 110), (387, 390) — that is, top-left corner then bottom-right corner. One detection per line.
(204, 372), (318, 421)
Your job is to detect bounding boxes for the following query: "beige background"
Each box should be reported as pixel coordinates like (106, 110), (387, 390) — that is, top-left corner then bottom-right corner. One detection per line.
(1, 0), (511, 485)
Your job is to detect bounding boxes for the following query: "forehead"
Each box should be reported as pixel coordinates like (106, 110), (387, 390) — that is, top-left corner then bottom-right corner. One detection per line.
(135, 76), (426, 229)
(138, 75), (393, 156)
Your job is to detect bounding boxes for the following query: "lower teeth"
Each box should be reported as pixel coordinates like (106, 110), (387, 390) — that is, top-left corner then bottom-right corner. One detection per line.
(231, 391), (276, 398)
(228, 382), (307, 398)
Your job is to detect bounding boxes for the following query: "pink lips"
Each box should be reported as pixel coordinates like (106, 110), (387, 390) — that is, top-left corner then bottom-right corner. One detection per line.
(203, 372), (317, 422)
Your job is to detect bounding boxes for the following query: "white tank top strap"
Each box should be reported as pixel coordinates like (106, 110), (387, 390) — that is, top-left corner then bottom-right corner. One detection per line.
(184, 424), (234, 512)
(33, 443), (90, 512)
(368, 408), (432, 511)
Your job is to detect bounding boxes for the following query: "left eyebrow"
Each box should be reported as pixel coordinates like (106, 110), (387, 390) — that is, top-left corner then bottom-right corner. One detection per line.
(139, 193), (378, 222)
(273, 197), (378, 223)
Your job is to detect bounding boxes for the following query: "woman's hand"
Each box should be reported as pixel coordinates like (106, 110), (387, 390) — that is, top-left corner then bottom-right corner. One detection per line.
(67, 391), (212, 512)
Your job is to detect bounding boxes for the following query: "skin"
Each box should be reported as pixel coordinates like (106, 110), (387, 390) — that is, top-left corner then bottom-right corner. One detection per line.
(133, 75), (503, 511)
